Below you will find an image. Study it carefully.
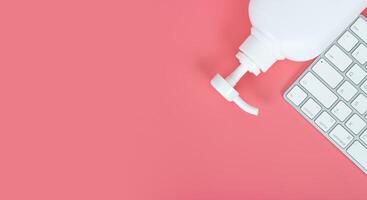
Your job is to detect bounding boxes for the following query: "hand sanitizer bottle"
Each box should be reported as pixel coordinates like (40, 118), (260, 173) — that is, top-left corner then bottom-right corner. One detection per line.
(211, 0), (367, 115)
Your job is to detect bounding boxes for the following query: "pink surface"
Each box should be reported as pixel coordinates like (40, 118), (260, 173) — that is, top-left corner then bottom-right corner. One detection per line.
(0, 0), (366, 199)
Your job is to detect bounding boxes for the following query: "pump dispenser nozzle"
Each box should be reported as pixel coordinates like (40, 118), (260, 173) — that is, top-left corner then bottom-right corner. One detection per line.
(211, 58), (260, 115)
(211, 34), (279, 115)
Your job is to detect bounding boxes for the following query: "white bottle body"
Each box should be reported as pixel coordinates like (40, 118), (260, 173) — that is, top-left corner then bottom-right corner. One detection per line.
(248, 0), (367, 62)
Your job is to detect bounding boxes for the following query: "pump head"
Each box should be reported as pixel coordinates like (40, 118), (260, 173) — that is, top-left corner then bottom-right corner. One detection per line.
(211, 73), (259, 115)
(210, 34), (279, 115)
(211, 57), (260, 115)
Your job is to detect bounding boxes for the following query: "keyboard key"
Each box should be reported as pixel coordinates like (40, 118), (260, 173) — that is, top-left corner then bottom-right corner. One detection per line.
(360, 130), (367, 145)
(286, 86), (307, 106)
(346, 114), (366, 135)
(325, 45), (352, 71)
(361, 80), (367, 94)
(351, 17), (367, 43)
(312, 59), (343, 88)
(352, 44), (367, 65)
(347, 141), (367, 172)
(330, 125), (354, 148)
(352, 94), (367, 115)
(338, 31), (358, 52)
(331, 101), (352, 121)
(337, 81), (357, 101)
(301, 99), (321, 119)
(300, 73), (337, 108)
(346, 64), (366, 85)
(316, 112), (336, 132)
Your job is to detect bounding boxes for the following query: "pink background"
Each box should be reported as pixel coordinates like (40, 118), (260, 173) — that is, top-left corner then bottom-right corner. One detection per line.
(0, 0), (366, 199)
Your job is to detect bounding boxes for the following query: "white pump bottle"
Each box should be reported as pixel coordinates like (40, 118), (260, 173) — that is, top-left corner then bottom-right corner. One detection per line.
(211, 0), (367, 115)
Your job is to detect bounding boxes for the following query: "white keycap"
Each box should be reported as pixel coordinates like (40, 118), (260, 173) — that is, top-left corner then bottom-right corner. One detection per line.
(337, 81), (357, 101)
(330, 125), (354, 148)
(300, 73), (337, 108)
(301, 99), (321, 119)
(331, 101), (352, 121)
(347, 142), (367, 172)
(325, 45), (353, 72)
(312, 59), (343, 88)
(360, 130), (367, 145)
(351, 17), (367, 43)
(338, 31), (358, 52)
(287, 86), (307, 106)
(361, 80), (367, 94)
(346, 114), (366, 135)
(352, 44), (367, 65)
(352, 94), (367, 115)
(316, 112), (336, 132)
(346, 64), (366, 85)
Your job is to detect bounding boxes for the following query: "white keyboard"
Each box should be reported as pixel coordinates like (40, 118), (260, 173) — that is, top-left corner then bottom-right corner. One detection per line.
(285, 15), (367, 174)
